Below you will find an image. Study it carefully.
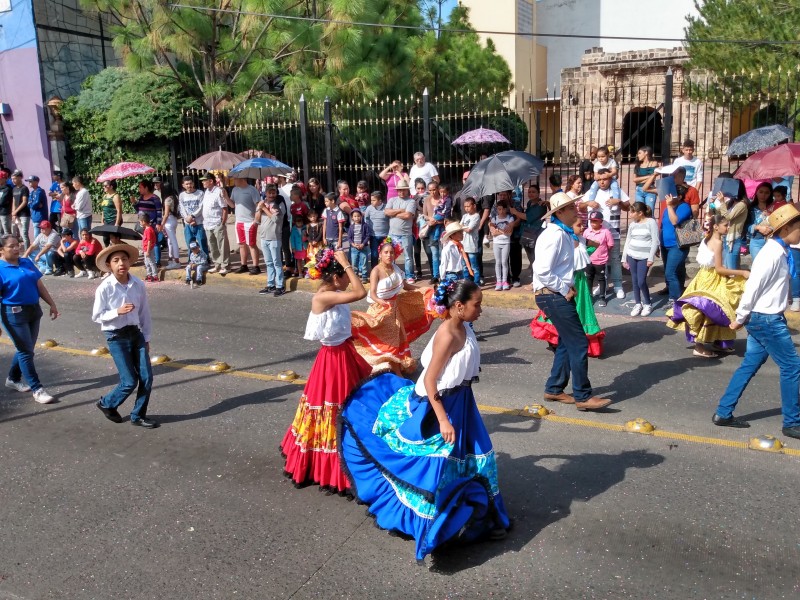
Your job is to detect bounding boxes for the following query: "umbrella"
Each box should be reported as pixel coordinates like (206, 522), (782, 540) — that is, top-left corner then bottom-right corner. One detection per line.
(89, 224), (142, 240)
(735, 143), (800, 180)
(188, 150), (244, 171)
(460, 151), (544, 198)
(96, 162), (155, 183)
(726, 124), (793, 156)
(452, 127), (511, 146)
(229, 157), (293, 179)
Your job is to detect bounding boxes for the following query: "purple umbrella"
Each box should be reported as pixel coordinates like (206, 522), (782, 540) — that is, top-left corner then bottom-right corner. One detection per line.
(452, 127), (511, 146)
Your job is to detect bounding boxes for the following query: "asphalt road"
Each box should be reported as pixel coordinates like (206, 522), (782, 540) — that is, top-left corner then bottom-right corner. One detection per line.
(1, 277), (799, 599)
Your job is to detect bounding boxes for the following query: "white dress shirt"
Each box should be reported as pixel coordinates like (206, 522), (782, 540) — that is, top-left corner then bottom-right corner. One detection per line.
(92, 274), (153, 342)
(532, 223), (574, 296)
(736, 238), (790, 324)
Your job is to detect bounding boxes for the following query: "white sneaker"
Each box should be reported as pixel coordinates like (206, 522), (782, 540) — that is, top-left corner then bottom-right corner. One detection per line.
(33, 388), (55, 404)
(208, 266), (218, 274)
(218, 267), (228, 275)
(791, 298), (800, 312)
(641, 304), (653, 317)
(5, 377), (31, 392)
(87, 271), (97, 280)
(592, 284), (600, 296)
(630, 303), (643, 317)
(75, 270), (86, 278)
(616, 289), (625, 299)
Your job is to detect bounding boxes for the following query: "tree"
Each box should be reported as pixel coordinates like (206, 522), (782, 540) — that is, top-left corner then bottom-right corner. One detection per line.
(685, 0), (800, 80)
(410, 5), (512, 96)
(81, 0), (424, 146)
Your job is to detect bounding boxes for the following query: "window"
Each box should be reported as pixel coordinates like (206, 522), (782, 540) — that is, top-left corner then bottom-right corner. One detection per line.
(518, 0), (534, 38)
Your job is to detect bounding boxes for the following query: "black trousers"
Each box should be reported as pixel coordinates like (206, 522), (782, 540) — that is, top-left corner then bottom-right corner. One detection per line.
(584, 263), (607, 297)
(510, 239), (522, 282)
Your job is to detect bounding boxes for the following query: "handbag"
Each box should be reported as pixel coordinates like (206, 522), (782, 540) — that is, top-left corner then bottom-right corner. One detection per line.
(417, 215), (429, 239)
(60, 213), (76, 229)
(675, 218), (703, 247)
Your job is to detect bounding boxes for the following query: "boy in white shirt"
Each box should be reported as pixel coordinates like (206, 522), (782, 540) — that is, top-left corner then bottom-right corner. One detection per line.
(672, 139), (704, 194)
(459, 198), (481, 283)
(439, 222), (473, 282)
(713, 203), (800, 439)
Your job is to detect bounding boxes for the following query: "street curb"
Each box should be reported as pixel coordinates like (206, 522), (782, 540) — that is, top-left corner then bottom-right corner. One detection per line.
(129, 265), (800, 327)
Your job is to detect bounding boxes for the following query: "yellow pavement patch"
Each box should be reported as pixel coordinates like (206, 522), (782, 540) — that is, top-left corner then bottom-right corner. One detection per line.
(4, 337), (798, 456)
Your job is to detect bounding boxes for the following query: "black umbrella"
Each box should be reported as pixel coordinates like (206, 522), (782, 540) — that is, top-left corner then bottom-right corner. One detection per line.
(89, 224), (142, 240)
(460, 151), (544, 198)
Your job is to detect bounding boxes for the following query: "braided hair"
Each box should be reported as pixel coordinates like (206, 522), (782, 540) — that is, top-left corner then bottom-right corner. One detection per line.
(308, 248), (345, 282)
(430, 279), (480, 315)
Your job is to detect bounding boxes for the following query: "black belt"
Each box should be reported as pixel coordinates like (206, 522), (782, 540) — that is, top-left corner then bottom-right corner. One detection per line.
(110, 325), (140, 334)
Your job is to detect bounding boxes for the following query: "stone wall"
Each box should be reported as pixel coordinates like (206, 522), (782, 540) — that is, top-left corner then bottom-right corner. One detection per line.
(33, 0), (118, 102)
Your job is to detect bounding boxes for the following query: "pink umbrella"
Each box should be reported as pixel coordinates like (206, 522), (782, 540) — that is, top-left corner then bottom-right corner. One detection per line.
(735, 143), (800, 180)
(95, 162), (155, 182)
(187, 150), (243, 171)
(452, 127), (511, 146)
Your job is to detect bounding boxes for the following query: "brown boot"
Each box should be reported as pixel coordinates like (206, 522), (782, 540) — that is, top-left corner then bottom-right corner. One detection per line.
(543, 392), (575, 404)
(575, 397), (612, 411)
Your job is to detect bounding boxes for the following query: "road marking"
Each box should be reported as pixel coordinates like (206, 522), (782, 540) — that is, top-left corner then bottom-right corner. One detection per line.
(4, 338), (797, 456)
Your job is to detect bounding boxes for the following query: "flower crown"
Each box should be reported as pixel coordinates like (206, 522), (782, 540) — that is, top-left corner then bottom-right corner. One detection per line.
(305, 248), (336, 280)
(429, 280), (457, 315)
(379, 236), (404, 259)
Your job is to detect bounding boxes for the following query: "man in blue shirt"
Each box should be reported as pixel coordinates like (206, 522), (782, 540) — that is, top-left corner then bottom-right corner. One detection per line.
(26, 176), (48, 239)
(48, 171), (64, 230)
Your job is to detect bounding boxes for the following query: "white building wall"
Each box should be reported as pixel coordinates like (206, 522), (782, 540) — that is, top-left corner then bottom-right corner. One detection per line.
(536, 0), (700, 89)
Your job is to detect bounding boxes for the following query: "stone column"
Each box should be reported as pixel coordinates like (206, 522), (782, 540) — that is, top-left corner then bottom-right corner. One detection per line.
(46, 96), (67, 174)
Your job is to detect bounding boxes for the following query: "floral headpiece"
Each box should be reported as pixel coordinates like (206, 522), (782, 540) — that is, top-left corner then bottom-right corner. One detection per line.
(428, 279), (457, 315)
(305, 248), (336, 280)
(379, 236), (404, 259)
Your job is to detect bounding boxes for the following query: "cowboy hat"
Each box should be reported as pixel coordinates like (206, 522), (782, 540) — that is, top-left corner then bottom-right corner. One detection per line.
(541, 192), (581, 220)
(95, 242), (139, 273)
(441, 221), (464, 241)
(395, 179), (410, 190)
(768, 203), (800, 235)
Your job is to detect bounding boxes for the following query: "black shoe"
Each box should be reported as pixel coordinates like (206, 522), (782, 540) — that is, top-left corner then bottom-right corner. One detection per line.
(235, 265), (249, 274)
(782, 426), (800, 439)
(259, 286), (276, 295)
(96, 400), (123, 424)
(67, 271), (75, 278)
(195, 280), (204, 286)
(657, 287), (670, 296)
(249, 267), (261, 275)
(712, 413), (750, 428)
(598, 299), (607, 307)
(185, 278), (191, 285)
(131, 417), (160, 429)
(274, 287), (286, 297)
(52, 269), (65, 277)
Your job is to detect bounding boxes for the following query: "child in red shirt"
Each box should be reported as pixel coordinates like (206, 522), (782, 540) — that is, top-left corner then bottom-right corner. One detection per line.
(75, 229), (103, 279)
(139, 212), (158, 282)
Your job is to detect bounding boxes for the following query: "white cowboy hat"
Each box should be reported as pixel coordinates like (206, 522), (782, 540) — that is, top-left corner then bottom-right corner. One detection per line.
(441, 221), (464, 241)
(541, 192), (581, 220)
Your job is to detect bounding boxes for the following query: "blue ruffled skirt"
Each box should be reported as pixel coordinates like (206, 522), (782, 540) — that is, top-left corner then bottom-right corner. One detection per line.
(339, 373), (510, 560)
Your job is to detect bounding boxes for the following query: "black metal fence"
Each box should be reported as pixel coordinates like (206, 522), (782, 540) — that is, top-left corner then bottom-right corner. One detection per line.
(170, 68), (800, 203)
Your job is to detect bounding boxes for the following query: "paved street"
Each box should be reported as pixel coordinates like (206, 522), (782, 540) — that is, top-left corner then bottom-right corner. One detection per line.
(1, 277), (799, 599)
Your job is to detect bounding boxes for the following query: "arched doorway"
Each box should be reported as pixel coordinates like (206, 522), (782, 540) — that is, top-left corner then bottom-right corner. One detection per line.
(621, 107), (663, 161)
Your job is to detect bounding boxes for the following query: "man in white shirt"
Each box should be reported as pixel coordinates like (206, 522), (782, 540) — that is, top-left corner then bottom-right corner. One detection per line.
(200, 174), (231, 275)
(532, 192), (610, 412)
(714, 203), (800, 439)
(408, 152), (439, 186)
(584, 169), (630, 298)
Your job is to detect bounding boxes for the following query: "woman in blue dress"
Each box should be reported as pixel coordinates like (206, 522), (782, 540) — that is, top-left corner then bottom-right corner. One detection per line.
(339, 279), (510, 561)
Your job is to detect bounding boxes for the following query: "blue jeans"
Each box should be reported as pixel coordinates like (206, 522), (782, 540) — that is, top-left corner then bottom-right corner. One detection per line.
(1, 304), (43, 391)
(100, 326), (153, 421)
(77, 216), (92, 237)
(464, 252), (480, 283)
(397, 234), (415, 279)
(716, 313), (800, 428)
(628, 256), (651, 305)
(663, 245), (689, 300)
(186, 262), (208, 282)
(423, 237), (440, 279)
(154, 231), (164, 266)
(635, 186), (657, 213)
(791, 248), (800, 300)
(723, 238), (743, 269)
(35, 249), (57, 273)
(184, 224), (210, 257)
(350, 246), (369, 279)
(261, 239), (284, 288)
(748, 237), (766, 261)
(537, 293), (593, 402)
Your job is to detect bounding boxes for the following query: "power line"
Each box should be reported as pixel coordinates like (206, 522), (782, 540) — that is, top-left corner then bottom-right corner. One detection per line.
(167, 3), (800, 46)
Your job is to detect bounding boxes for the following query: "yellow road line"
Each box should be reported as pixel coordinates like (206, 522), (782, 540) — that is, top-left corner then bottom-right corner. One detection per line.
(3, 337), (797, 456)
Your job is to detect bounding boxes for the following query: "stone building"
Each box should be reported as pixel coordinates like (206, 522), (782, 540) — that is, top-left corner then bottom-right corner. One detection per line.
(0, 0), (117, 177)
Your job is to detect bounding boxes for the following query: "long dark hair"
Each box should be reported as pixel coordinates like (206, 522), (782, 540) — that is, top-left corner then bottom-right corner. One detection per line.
(752, 182), (774, 208)
(705, 214), (728, 243)
(635, 146), (654, 169)
(432, 279), (480, 312)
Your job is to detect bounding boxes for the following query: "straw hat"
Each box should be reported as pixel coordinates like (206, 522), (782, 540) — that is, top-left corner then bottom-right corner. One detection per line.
(768, 203), (800, 235)
(441, 222), (464, 242)
(95, 243), (139, 273)
(395, 179), (410, 190)
(541, 192), (581, 220)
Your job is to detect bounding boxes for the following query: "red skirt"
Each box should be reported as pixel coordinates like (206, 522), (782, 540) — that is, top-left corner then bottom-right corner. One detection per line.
(280, 339), (371, 492)
(530, 310), (605, 358)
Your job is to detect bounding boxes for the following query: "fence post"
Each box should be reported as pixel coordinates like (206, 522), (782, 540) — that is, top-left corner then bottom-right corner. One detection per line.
(299, 94), (311, 183)
(169, 140), (178, 190)
(661, 68), (674, 162)
(323, 96), (334, 191)
(423, 88), (431, 160)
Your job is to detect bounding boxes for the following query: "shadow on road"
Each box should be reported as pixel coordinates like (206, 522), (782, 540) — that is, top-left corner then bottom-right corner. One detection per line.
(477, 318), (533, 341)
(429, 445), (665, 574)
(156, 383), (297, 424)
(601, 320), (673, 358)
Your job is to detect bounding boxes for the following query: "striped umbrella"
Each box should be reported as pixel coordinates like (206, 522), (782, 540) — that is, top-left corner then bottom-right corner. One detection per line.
(96, 162), (155, 182)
